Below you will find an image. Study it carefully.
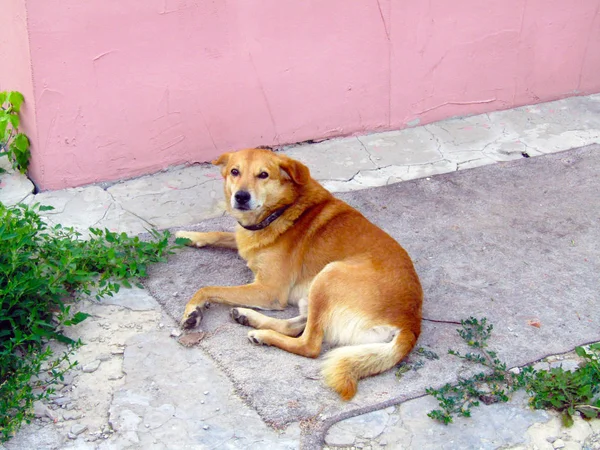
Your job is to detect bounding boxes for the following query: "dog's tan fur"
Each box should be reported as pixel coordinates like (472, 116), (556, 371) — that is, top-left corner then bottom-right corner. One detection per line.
(177, 148), (422, 400)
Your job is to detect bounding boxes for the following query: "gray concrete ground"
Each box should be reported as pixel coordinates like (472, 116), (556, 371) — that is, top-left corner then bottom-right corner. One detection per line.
(1, 94), (599, 450)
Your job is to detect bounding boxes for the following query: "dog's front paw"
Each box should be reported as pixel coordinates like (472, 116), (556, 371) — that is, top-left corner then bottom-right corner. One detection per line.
(175, 231), (211, 248)
(247, 330), (268, 346)
(181, 307), (203, 329)
(230, 308), (250, 326)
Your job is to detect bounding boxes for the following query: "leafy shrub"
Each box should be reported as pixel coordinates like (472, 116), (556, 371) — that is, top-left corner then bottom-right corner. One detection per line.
(0, 91), (30, 174)
(0, 201), (181, 441)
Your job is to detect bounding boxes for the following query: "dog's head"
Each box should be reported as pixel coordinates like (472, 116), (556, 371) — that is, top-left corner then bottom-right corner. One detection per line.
(212, 148), (310, 225)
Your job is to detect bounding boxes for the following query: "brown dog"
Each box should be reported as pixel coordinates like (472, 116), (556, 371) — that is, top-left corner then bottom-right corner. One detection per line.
(176, 148), (422, 400)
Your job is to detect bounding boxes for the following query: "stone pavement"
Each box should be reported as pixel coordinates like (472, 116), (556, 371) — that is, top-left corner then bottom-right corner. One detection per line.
(1, 94), (599, 449)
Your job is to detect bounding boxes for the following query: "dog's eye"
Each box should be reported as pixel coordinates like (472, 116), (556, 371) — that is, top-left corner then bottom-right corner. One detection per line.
(230, 168), (240, 176)
(257, 172), (269, 179)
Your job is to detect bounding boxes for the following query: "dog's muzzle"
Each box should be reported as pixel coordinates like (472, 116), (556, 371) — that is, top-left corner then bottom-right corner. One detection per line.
(233, 190), (252, 210)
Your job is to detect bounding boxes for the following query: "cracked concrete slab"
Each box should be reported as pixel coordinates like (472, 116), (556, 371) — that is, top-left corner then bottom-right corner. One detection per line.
(146, 145), (600, 449)
(107, 165), (225, 229)
(325, 407), (395, 445)
(426, 113), (505, 153)
(358, 127), (443, 166)
(5, 290), (300, 450)
(107, 332), (299, 449)
(325, 391), (555, 449)
(282, 137), (377, 181)
(0, 155), (34, 206)
(358, 127), (443, 167)
(30, 186), (151, 237)
(87, 286), (161, 311)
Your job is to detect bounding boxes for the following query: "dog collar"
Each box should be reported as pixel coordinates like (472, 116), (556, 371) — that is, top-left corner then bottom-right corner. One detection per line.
(238, 205), (290, 231)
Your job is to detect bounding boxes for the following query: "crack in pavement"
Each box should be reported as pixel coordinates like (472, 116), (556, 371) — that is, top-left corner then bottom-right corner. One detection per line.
(103, 189), (155, 231)
(356, 136), (380, 167)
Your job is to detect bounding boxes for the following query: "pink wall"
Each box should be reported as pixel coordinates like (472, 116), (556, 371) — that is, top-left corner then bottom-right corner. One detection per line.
(8, 0), (600, 190)
(0, 0), (37, 152)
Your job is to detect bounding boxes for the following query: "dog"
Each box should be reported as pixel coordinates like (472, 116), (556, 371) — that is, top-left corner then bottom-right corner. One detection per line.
(176, 148), (423, 400)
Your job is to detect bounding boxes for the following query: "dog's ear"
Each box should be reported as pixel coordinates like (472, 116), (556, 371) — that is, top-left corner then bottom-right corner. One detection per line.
(212, 153), (231, 177)
(278, 154), (310, 185)
(212, 152), (231, 167)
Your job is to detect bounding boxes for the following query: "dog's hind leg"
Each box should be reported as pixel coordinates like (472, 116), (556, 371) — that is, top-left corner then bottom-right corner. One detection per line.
(231, 309), (307, 336)
(246, 280), (331, 358)
(230, 298), (308, 336)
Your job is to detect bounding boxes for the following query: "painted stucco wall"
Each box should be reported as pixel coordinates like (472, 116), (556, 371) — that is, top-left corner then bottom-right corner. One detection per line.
(0, 0), (37, 151)
(7, 0), (600, 190)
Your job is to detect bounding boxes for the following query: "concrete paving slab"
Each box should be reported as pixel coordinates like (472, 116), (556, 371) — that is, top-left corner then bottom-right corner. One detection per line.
(4, 292), (300, 450)
(30, 186), (152, 237)
(107, 165), (225, 229)
(146, 145), (600, 448)
(89, 286), (161, 311)
(283, 137), (377, 181)
(107, 332), (299, 449)
(0, 155), (34, 206)
(325, 392), (552, 449)
(357, 127), (442, 166)
(393, 392), (550, 449)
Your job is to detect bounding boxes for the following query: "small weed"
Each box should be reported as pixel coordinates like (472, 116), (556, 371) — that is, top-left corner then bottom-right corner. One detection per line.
(0, 91), (30, 174)
(0, 202), (184, 441)
(426, 317), (528, 424)
(396, 347), (438, 378)
(416, 347), (440, 361)
(395, 362), (412, 378)
(527, 343), (600, 426)
(426, 317), (600, 427)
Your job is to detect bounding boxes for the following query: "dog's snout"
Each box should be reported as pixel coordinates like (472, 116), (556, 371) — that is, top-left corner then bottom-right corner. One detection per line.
(234, 190), (251, 205)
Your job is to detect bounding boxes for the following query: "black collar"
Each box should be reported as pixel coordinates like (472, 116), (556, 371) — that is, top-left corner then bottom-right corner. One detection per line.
(238, 205), (291, 231)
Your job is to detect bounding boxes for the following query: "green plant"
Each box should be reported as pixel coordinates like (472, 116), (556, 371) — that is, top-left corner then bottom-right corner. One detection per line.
(426, 317), (600, 428)
(426, 317), (533, 425)
(527, 343), (600, 426)
(0, 201), (183, 441)
(0, 91), (30, 174)
(395, 347), (439, 378)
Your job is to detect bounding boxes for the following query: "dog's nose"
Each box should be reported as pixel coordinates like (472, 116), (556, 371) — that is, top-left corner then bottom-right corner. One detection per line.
(234, 190), (251, 205)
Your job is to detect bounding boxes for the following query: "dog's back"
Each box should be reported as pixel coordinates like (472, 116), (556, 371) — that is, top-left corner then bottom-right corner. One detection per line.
(275, 193), (423, 399)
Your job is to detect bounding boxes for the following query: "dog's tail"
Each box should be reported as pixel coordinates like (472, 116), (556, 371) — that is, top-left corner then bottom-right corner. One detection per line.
(321, 329), (417, 401)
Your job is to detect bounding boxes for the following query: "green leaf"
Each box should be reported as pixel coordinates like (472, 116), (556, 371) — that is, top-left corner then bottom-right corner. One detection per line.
(561, 411), (574, 427)
(0, 91), (7, 105)
(38, 205), (55, 212)
(54, 333), (77, 345)
(0, 116), (8, 142)
(8, 91), (24, 112)
(64, 312), (90, 326)
(577, 405), (600, 419)
(8, 113), (19, 130)
(12, 133), (29, 152)
(10, 133), (30, 173)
